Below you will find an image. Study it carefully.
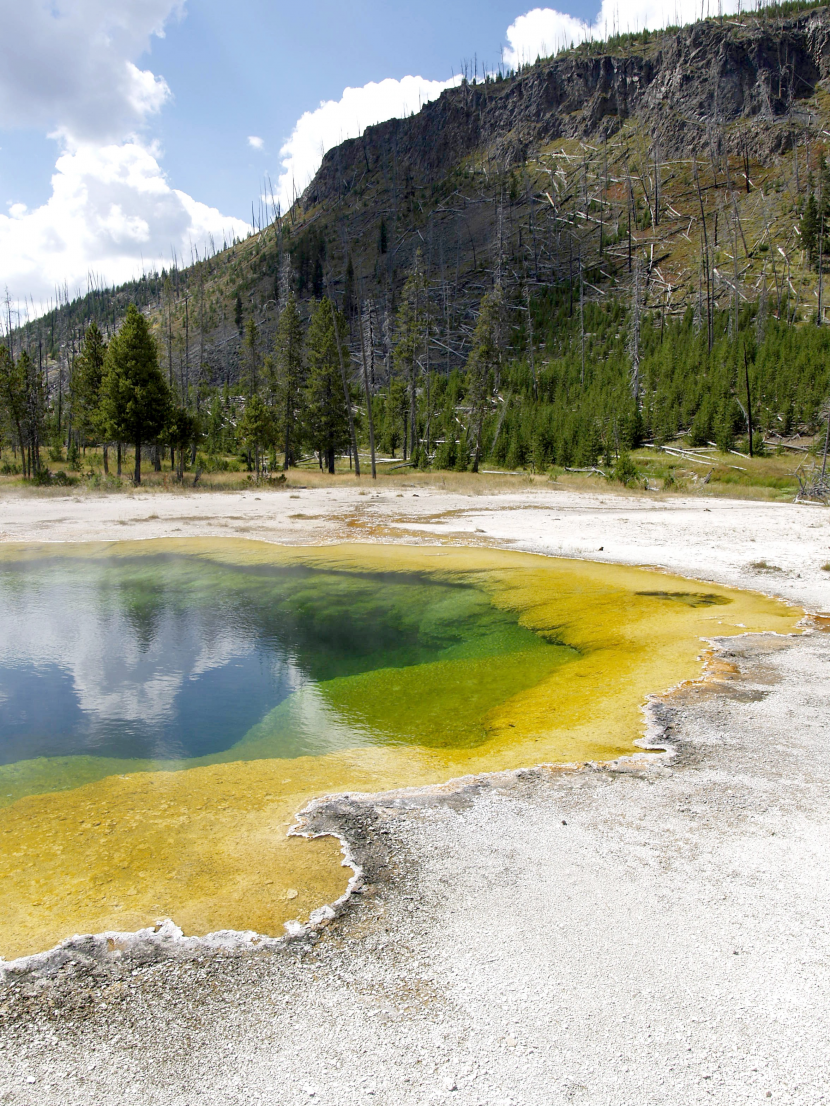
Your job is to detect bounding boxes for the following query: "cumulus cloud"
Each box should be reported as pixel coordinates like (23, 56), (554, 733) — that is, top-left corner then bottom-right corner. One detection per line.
(276, 74), (460, 207)
(0, 0), (254, 310)
(275, 0), (725, 211)
(504, 0), (741, 67)
(0, 140), (250, 307)
(0, 0), (183, 143)
(248, 135), (264, 150)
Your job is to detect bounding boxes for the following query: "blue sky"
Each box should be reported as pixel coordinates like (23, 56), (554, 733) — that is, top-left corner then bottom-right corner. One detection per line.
(148, 0), (549, 219)
(0, 0), (715, 311)
(1, 0), (596, 224)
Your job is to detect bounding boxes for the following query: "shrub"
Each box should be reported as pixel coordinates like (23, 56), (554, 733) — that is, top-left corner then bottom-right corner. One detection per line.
(614, 452), (640, 487)
(738, 432), (767, 456)
(196, 452), (243, 473)
(433, 437), (458, 469)
(31, 468), (77, 487)
(86, 472), (121, 490)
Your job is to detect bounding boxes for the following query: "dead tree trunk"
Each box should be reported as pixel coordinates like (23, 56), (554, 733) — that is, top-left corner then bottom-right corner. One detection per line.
(359, 302), (377, 478)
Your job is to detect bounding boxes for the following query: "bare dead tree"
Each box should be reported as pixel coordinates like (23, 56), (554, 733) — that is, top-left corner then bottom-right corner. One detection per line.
(359, 300), (377, 478)
(629, 259), (642, 402)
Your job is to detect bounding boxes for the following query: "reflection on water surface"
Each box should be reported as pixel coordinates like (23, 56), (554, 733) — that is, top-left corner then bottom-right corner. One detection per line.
(0, 554), (572, 766)
(0, 540), (800, 963)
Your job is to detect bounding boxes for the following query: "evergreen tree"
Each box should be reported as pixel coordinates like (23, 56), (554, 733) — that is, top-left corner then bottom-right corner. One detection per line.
(272, 293), (305, 468)
(167, 406), (198, 481)
(801, 192), (819, 267)
(380, 379), (408, 457)
(19, 352), (46, 477)
(394, 252), (428, 461)
(238, 394), (274, 482)
(344, 255), (356, 320)
(241, 316), (261, 397)
(204, 395), (226, 455)
(304, 298), (350, 473)
(0, 346), (26, 474)
(100, 304), (171, 484)
(70, 322), (107, 447)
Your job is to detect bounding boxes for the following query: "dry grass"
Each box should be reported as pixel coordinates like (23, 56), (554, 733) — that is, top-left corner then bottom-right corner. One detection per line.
(0, 443), (816, 503)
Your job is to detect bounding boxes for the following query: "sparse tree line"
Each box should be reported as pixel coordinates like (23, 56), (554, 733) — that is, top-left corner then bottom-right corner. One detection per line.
(1, 306), (171, 484)
(2, 244), (830, 487)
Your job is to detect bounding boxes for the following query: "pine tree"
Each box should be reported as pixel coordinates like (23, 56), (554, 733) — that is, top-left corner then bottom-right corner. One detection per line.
(344, 255), (356, 320)
(0, 345), (27, 474)
(205, 395), (226, 455)
(166, 406), (198, 481)
(381, 379), (408, 457)
(100, 304), (171, 484)
(19, 352), (46, 477)
(241, 317), (261, 397)
(70, 322), (107, 447)
(272, 293), (305, 468)
(394, 252), (428, 461)
(802, 192), (819, 267)
(238, 394), (274, 482)
(304, 298), (351, 473)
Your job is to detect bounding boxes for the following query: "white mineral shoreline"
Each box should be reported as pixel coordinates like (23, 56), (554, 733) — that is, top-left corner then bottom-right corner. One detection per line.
(0, 484), (828, 1106)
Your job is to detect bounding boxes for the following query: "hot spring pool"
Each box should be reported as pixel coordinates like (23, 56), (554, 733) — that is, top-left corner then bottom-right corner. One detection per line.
(0, 540), (800, 960)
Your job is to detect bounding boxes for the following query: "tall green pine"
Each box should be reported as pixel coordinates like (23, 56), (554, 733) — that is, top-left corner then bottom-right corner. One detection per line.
(100, 304), (171, 484)
(272, 293), (306, 468)
(304, 298), (350, 474)
(70, 322), (107, 447)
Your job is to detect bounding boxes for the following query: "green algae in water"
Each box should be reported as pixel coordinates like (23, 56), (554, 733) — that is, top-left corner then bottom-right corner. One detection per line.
(0, 551), (576, 805)
(0, 541), (803, 962)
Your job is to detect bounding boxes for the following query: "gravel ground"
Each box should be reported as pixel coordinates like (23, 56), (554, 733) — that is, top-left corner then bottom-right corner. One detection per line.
(0, 487), (828, 1105)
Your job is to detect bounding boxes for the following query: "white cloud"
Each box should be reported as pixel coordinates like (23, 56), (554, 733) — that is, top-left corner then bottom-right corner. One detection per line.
(275, 0), (727, 211)
(504, 0), (741, 67)
(0, 1), (737, 311)
(0, 0), (253, 311)
(0, 140), (250, 308)
(276, 74), (460, 208)
(0, 0), (183, 143)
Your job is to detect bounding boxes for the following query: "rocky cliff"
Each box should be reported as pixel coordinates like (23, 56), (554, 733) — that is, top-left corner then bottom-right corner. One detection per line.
(304, 7), (830, 210)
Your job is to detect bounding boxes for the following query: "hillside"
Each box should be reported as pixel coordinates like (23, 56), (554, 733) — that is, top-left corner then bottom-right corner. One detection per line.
(3, 2), (830, 493)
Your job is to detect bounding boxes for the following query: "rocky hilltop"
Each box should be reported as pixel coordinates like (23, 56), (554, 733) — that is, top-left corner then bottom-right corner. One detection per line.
(305, 6), (830, 211)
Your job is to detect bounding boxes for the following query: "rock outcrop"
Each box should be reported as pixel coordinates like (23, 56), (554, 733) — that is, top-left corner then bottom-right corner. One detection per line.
(304, 8), (830, 209)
